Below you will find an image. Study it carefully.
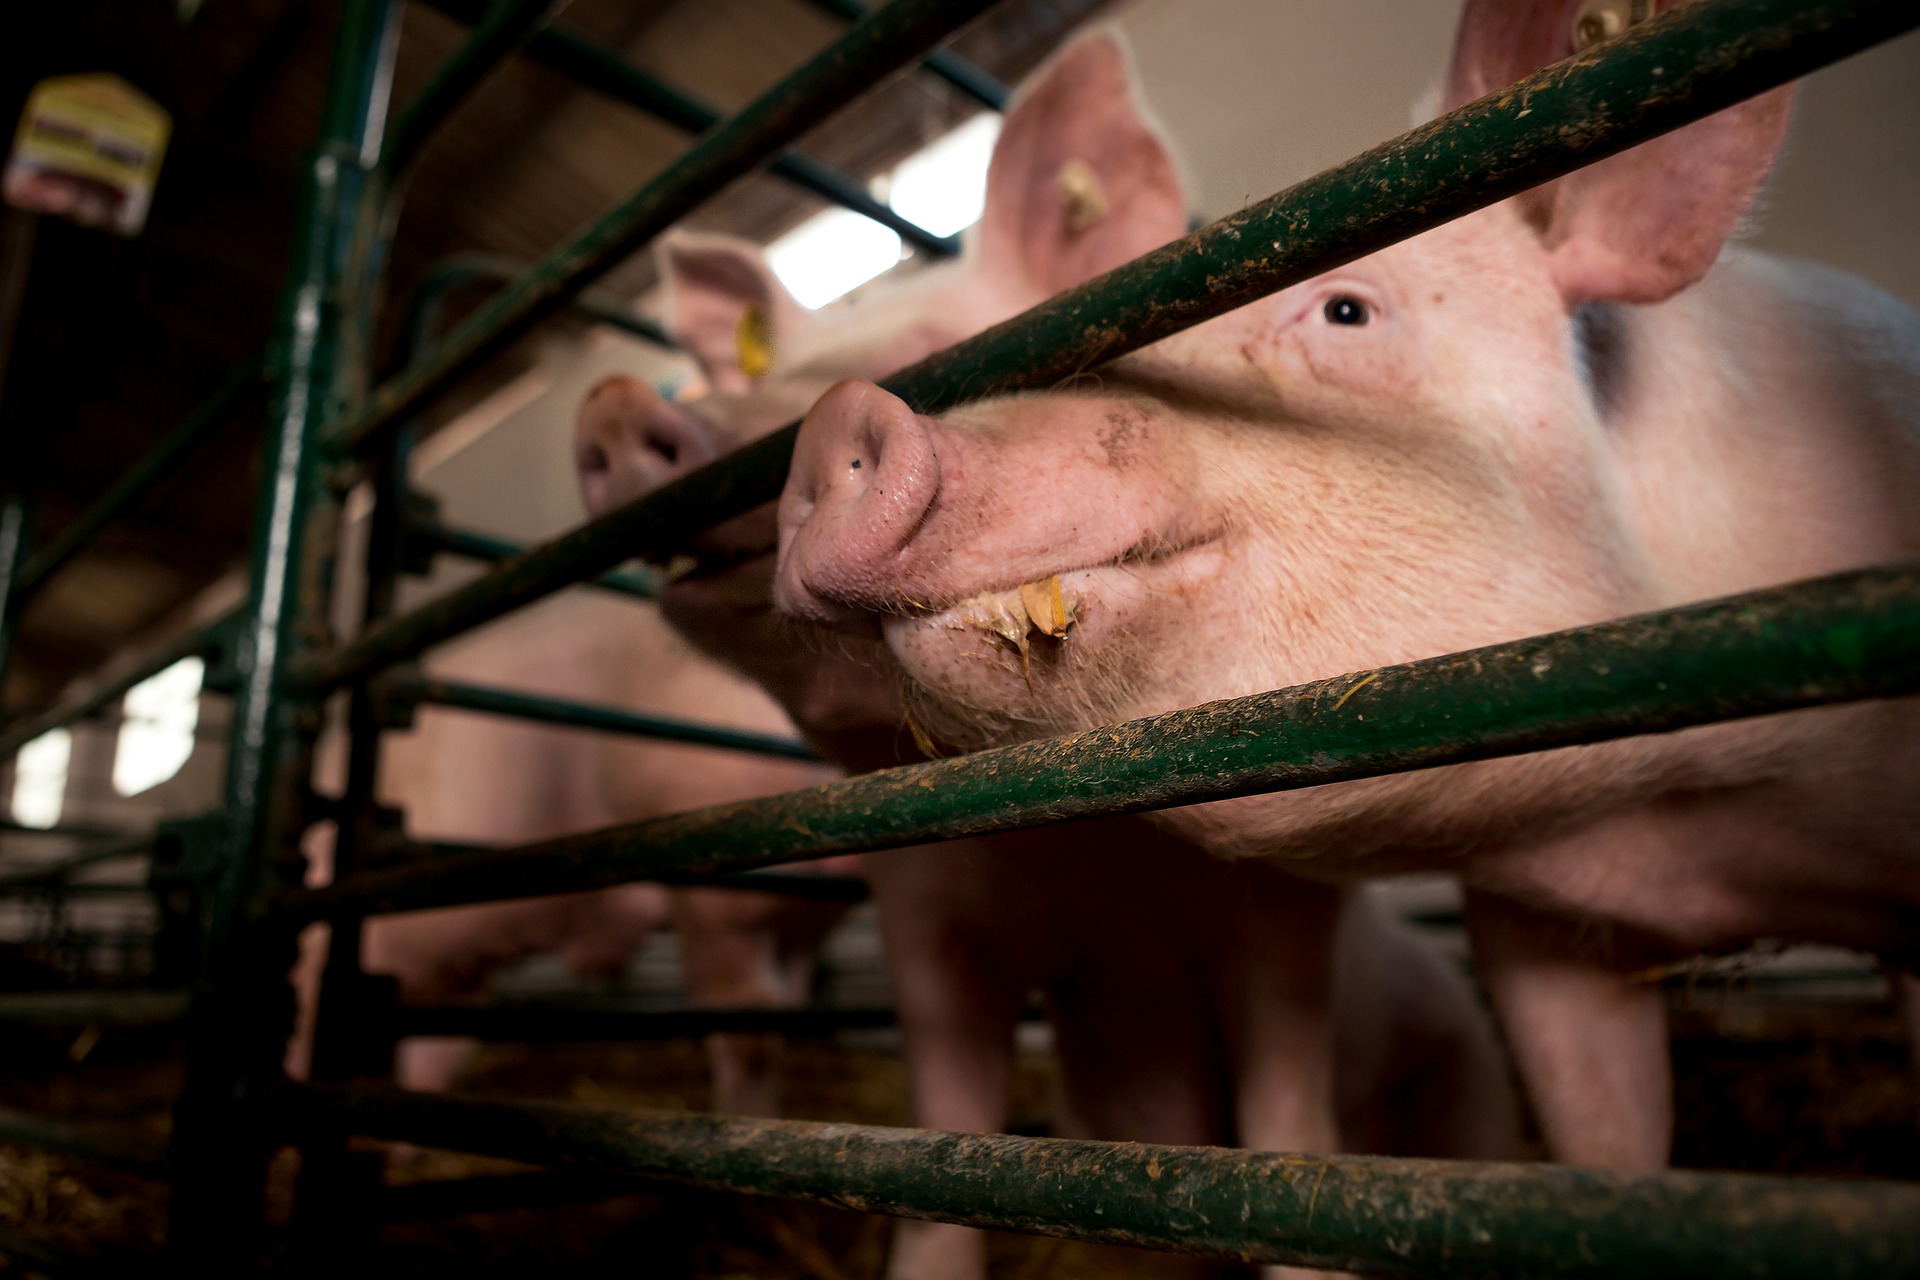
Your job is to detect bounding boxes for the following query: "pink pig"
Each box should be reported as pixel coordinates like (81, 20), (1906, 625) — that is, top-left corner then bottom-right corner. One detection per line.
(580, 32), (1524, 1279)
(775, 0), (1920, 1174)
(289, 553), (844, 1112)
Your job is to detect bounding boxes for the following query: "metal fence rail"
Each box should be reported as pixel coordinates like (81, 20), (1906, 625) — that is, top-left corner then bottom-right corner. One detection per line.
(271, 1082), (1920, 1280)
(300, 0), (1920, 692)
(287, 564), (1920, 919)
(0, 0), (1911, 1271)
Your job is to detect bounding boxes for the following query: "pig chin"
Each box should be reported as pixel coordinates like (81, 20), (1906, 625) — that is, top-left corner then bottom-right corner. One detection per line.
(879, 557), (1199, 752)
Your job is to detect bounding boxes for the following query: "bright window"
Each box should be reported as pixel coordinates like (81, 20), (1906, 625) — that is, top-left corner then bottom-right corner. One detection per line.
(767, 113), (1001, 310)
(112, 656), (203, 797)
(11, 728), (72, 829)
(766, 207), (903, 311)
(887, 113), (1000, 239)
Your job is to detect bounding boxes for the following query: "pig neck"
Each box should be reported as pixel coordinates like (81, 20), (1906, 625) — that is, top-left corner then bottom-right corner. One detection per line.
(1608, 251), (1920, 606)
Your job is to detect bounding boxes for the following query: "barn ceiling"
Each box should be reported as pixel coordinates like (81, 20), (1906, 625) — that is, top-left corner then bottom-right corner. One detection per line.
(0, 0), (1109, 713)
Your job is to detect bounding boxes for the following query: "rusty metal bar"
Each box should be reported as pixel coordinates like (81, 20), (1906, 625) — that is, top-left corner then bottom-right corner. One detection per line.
(283, 564), (1920, 921)
(795, 0), (1008, 109)
(0, 608), (239, 759)
(297, 0), (1919, 692)
(419, 0), (965, 256)
(330, 0), (996, 459)
(378, 672), (816, 759)
(381, 0), (564, 175)
(0, 1104), (171, 1176)
(395, 999), (895, 1041)
(11, 364), (266, 609)
(267, 1081), (1920, 1279)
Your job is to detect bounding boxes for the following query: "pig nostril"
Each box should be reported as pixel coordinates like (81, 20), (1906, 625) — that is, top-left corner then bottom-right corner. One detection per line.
(579, 442), (609, 475)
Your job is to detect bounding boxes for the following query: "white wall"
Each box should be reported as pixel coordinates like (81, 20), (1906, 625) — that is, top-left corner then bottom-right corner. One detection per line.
(1106, 0), (1920, 306)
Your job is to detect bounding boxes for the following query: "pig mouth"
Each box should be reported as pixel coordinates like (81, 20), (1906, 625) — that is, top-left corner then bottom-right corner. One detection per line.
(878, 529), (1226, 676)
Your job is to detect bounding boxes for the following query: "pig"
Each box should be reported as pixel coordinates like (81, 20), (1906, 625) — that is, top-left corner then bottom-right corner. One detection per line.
(579, 30), (1524, 1278)
(290, 584), (846, 1112)
(773, 0), (1920, 1174)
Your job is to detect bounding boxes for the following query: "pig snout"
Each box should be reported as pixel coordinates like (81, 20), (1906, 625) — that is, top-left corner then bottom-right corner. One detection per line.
(776, 380), (940, 630)
(576, 375), (720, 516)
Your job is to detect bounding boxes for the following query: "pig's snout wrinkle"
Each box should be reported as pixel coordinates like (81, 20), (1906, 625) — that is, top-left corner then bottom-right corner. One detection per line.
(576, 375), (720, 514)
(777, 380), (940, 630)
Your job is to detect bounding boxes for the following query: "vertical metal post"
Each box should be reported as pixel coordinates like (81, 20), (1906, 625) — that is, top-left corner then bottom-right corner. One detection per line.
(0, 493), (34, 705)
(167, 0), (399, 1263)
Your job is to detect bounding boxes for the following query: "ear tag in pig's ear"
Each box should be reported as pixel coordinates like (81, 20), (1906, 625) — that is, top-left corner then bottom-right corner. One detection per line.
(1056, 158), (1109, 234)
(735, 303), (775, 381)
(1571, 0), (1654, 51)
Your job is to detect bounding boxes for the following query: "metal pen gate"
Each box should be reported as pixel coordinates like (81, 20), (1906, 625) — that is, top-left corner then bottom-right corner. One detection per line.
(0, 0), (1917, 1273)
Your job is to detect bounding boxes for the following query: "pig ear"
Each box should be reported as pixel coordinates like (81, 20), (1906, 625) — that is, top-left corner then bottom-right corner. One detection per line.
(974, 29), (1187, 299)
(1446, 0), (1793, 305)
(658, 231), (813, 395)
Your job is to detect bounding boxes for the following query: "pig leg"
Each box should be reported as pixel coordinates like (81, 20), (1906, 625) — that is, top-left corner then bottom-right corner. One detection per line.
(1462, 890), (1671, 1168)
(673, 888), (804, 1117)
(1334, 895), (1525, 1161)
(869, 848), (1026, 1280)
(1220, 877), (1346, 1280)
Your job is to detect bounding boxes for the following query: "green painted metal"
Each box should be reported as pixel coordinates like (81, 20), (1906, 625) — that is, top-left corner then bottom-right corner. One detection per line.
(401, 252), (672, 352)
(403, 514), (662, 598)
(0, 608), (237, 759)
(380, 0), (565, 175)
(0, 1105), (171, 1176)
(167, 0), (402, 1260)
(330, 0), (997, 460)
(421, 0), (963, 257)
(0, 832), (154, 890)
(796, 0), (1008, 109)
(395, 1000), (896, 1041)
(12, 363), (266, 608)
(286, 564), (1920, 920)
(383, 839), (868, 900)
(270, 1082), (1920, 1279)
(0, 990), (189, 1028)
(380, 672), (817, 759)
(0, 492), (33, 702)
(374, 1170), (643, 1223)
(298, 0), (1919, 693)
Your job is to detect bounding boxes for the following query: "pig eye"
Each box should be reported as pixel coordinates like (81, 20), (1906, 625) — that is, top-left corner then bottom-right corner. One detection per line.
(1323, 295), (1371, 326)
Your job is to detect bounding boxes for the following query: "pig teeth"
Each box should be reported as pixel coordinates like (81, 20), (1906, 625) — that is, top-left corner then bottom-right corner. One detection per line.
(1019, 575), (1075, 638)
(663, 554), (700, 583)
(945, 576), (1079, 648)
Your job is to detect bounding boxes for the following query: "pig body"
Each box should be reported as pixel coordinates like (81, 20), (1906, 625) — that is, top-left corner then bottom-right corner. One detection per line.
(581, 31), (1524, 1278)
(291, 590), (846, 1110)
(775, 1), (1920, 1168)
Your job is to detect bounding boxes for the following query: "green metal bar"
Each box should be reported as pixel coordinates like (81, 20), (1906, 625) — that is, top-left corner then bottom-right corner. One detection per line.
(331, 0), (996, 459)
(375, 1169), (644, 1222)
(404, 514), (662, 598)
(380, 0), (564, 175)
(420, 0), (960, 258)
(168, 0), (401, 1261)
(269, 1081), (1920, 1279)
(298, 0), (1918, 693)
(285, 564), (1920, 921)
(381, 673), (816, 759)
(0, 1105), (172, 1176)
(0, 607), (237, 759)
(12, 363), (266, 606)
(0, 493), (33, 702)
(0, 832), (154, 890)
(0, 990), (188, 1028)
(386, 840), (868, 901)
(395, 1000), (895, 1041)
(794, 0), (1008, 109)
(401, 252), (672, 352)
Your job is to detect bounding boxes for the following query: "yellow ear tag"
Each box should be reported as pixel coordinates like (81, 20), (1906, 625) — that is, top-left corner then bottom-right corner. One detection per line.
(735, 303), (775, 380)
(1057, 158), (1108, 234)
